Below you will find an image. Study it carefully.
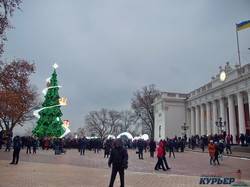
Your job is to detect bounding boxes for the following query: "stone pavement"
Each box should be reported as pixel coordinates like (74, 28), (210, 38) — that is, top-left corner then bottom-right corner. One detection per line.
(0, 148), (249, 187)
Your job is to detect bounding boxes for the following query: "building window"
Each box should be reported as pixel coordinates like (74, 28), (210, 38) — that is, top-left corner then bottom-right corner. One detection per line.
(167, 93), (176, 97)
(159, 125), (161, 137)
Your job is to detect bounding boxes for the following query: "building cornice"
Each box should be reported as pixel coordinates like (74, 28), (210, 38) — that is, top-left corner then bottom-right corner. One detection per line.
(187, 71), (250, 102)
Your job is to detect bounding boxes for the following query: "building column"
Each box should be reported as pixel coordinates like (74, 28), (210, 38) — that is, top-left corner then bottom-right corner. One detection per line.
(228, 94), (237, 144)
(219, 97), (226, 132)
(224, 98), (229, 135)
(206, 102), (211, 135)
(237, 92), (246, 135)
(212, 100), (218, 134)
(248, 89), (250, 121)
(200, 104), (205, 136)
(195, 105), (200, 135)
(191, 107), (195, 136)
(186, 108), (191, 138)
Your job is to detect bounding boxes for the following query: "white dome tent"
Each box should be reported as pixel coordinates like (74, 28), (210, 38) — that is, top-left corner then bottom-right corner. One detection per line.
(117, 132), (133, 140)
(133, 134), (149, 141)
(107, 135), (116, 139)
(117, 132), (133, 148)
(141, 134), (149, 140)
(133, 136), (140, 140)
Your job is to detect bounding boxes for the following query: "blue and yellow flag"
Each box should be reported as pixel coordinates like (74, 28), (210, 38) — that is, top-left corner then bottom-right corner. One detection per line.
(236, 20), (250, 31)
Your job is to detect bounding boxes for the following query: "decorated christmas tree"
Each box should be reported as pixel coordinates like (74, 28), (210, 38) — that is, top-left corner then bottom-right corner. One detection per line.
(32, 64), (66, 138)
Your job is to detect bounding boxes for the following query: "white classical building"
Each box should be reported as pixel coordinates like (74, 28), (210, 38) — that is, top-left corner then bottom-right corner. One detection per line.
(153, 62), (250, 143)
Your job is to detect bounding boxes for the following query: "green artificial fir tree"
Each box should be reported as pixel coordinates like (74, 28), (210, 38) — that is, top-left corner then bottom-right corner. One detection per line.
(33, 64), (65, 138)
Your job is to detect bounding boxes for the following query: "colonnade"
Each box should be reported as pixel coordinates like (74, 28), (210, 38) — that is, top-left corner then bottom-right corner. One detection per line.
(188, 91), (249, 143)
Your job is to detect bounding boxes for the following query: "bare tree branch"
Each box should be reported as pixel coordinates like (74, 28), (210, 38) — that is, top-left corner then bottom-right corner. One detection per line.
(85, 108), (120, 139)
(131, 84), (160, 139)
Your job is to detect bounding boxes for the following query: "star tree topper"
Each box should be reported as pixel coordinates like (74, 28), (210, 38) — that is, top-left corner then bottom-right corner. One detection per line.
(53, 63), (59, 69)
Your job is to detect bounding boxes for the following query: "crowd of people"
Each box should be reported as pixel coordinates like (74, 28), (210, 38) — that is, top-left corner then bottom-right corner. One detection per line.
(0, 132), (249, 186)
(1, 132), (249, 154)
(188, 133), (250, 151)
(1, 133), (249, 163)
(0, 132), (248, 187)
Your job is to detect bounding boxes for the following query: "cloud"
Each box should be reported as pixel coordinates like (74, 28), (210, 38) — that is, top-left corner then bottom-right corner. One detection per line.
(3, 0), (250, 133)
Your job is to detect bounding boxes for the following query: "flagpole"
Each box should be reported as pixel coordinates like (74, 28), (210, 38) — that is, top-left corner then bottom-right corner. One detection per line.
(235, 23), (241, 67)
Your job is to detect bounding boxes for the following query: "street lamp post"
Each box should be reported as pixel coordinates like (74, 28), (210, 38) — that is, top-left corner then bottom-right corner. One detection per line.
(215, 117), (226, 134)
(181, 123), (189, 141)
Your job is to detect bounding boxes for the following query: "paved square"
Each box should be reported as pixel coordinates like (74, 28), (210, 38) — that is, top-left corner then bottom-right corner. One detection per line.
(0, 148), (249, 187)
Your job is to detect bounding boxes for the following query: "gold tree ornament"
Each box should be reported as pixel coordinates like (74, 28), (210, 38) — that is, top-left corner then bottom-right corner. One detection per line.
(62, 120), (69, 127)
(59, 98), (67, 105)
(46, 82), (51, 87)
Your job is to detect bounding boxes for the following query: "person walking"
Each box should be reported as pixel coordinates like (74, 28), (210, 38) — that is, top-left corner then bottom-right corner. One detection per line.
(155, 142), (166, 171)
(79, 137), (87, 155)
(104, 139), (112, 158)
(208, 140), (216, 165)
(137, 139), (144, 159)
(108, 140), (128, 187)
(168, 139), (175, 158)
(200, 136), (205, 152)
(226, 135), (232, 154)
(218, 140), (225, 155)
(45, 138), (50, 150)
(32, 138), (38, 154)
(162, 143), (171, 170)
(0, 138), (3, 150)
(26, 137), (32, 154)
(54, 138), (61, 155)
(93, 138), (100, 153)
(40, 138), (46, 150)
(77, 138), (81, 152)
(240, 134), (245, 147)
(10, 136), (21, 165)
(179, 138), (185, 152)
(214, 142), (220, 165)
(21, 136), (26, 149)
(149, 139), (156, 158)
(5, 137), (11, 152)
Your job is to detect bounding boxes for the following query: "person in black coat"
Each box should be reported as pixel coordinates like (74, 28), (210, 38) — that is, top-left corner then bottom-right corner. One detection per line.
(26, 137), (32, 154)
(5, 136), (12, 152)
(240, 134), (245, 146)
(108, 139), (128, 187)
(32, 138), (38, 154)
(218, 140), (225, 154)
(10, 136), (21, 165)
(104, 139), (112, 158)
(149, 139), (156, 158)
(214, 142), (220, 165)
(168, 139), (175, 158)
(79, 137), (87, 155)
(137, 139), (144, 159)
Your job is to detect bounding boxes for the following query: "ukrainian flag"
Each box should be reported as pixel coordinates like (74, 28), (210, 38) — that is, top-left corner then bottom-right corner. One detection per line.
(236, 20), (250, 31)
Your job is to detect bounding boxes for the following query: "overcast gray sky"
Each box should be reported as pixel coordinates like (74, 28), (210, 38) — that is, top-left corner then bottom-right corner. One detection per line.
(3, 0), (250, 134)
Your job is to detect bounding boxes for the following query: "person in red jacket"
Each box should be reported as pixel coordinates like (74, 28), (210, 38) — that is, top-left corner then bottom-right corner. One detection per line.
(45, 139), (50, 150)
(208, 140), (216, 165)
(154, 141), (166, 171)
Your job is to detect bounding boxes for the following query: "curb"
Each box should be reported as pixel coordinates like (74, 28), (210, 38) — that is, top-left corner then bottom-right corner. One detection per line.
(185, 149), (250, 160)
